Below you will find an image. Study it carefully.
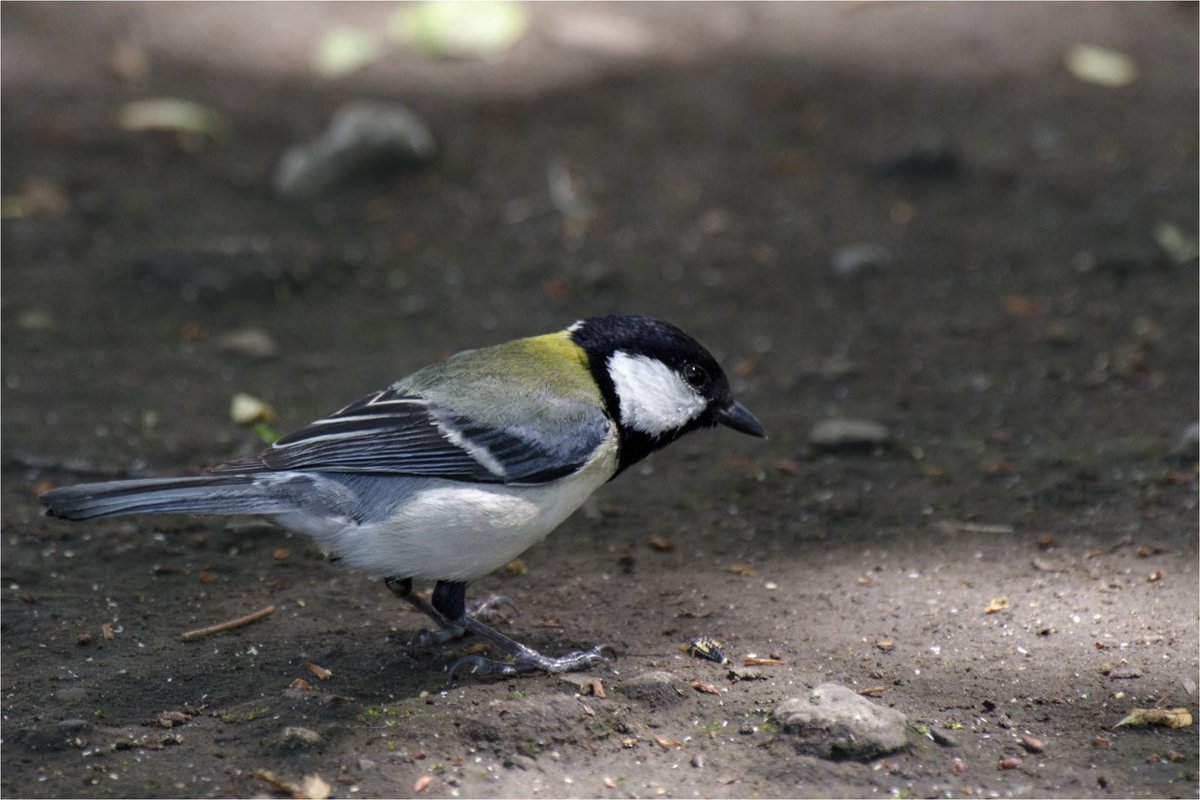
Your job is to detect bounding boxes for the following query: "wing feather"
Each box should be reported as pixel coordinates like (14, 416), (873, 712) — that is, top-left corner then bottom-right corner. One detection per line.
(211, 388), (609, 484)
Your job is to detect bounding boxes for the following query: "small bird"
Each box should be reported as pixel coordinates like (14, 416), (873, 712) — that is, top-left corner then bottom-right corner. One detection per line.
(40, 315), (765, 678)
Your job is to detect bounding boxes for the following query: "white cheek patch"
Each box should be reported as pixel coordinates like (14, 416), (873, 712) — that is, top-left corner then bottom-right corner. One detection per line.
(607, 351), (707, 436)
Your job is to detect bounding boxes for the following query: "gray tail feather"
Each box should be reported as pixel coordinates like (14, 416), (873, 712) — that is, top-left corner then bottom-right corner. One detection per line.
(40, 474), (308, 521)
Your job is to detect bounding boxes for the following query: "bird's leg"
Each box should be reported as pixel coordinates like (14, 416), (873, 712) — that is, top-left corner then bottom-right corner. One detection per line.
(387, 577), (609, 677)
(386, 576), (465, 645)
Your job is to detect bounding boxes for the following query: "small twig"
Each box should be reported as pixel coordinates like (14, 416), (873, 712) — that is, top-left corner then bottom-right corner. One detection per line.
(180, 605), (276, 641)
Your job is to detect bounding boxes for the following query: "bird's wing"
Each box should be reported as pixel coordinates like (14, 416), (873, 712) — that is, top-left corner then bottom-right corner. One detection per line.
(211, 388), (610, 484)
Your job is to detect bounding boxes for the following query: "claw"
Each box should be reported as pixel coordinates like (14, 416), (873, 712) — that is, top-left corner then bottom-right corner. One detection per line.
(447, 654), (518, 681)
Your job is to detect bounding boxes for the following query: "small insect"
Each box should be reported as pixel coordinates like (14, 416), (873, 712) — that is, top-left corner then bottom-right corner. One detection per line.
(685, 636), (728, 664)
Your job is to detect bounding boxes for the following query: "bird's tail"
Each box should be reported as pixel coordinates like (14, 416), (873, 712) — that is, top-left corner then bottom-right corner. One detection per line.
(40, 474), (311, 521)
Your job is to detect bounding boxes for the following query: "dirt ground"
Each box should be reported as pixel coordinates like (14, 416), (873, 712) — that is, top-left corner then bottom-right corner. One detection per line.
(2, 3), (1198, 798)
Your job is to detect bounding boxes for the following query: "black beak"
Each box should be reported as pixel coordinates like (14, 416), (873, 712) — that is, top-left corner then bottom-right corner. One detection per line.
(715, 399), (767, 438)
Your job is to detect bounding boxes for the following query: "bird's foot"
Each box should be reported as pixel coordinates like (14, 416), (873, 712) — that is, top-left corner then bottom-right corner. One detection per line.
(445, 614), (614, 681)
(448, 642), (613, 680)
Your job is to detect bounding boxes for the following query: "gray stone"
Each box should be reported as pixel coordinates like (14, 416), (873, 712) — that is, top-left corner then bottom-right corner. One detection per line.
(773, 683), (909, 761)
(808, 419), (891, 453)
(617, 670), (687, 709)
(278, 725), (323, 748)
(275, 101), (436, 199)
(57, 718), (92, 733)
(504, 753), (536, 771)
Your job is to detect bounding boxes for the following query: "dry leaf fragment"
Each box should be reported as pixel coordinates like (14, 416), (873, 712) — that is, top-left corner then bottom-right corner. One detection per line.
(272, 548), (291, 561)
(290, 678), (313, 691)
(1147, 570), (1164, 582)
(503, 558), (527, 575)
(998, 756), (1022, 770)
(743, 656), (783, 667)
(654, 734), (683, 749)
(1002, 294), (1049, 317)
(648, 535), (674, 552)
(389, 0), (530, 59)
(691, 681), (721, 696)
(313, 26), (384, 79)
(876, 639), (895, 652)
(101, 623), (115, 640)
(1031, 559), (1061, 573)
(620, 737), (638, 748)
(1020, 734), (1045, 753)
(1065, 44), (1138, 88)
(727, 562), (757, 577)
(198, 570), (217, 583)
(118, 98), (227, 139)
(857, 686), (886, 697)
(1093, 736), (1111, 748)
(413, 774), (433, 793)
(603, 776), (617, 789)
(305, 661), (333, 681)
(230, 392), (276, 426)
(589, 678), (607, 699)
(985, 596), (1009, 614)
(1115, 708), (1193, 729)
(256, 771), (308, 797)
(301, 773), (331, 800)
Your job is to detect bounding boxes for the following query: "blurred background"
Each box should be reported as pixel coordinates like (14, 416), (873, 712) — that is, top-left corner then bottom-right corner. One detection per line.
(2, 3), (1197, 798)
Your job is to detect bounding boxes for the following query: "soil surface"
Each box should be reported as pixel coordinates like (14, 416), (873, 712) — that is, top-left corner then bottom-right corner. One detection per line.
(3, 3), (1198, 798)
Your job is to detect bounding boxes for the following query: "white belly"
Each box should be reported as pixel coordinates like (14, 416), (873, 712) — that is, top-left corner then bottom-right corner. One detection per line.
(294, 447), (616, 581)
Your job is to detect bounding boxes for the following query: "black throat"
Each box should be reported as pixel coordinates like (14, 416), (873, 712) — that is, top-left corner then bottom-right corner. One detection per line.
(570, 316), (717, 479)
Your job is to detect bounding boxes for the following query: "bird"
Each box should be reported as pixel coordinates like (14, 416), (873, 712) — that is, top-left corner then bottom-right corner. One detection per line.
(40, 314), (766, 678)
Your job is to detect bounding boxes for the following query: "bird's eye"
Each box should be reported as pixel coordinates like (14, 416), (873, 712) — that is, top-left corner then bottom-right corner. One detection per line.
(682, 363), (709, 389)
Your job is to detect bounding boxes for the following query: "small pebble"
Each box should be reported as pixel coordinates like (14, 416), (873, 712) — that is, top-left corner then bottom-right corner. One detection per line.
(809, 418), (891, 453)
(1020, 734), (1045, 754)
(216, 328), (279, 361)
(278, 726), (323, 748)
(831, 243), (891, 280)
